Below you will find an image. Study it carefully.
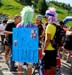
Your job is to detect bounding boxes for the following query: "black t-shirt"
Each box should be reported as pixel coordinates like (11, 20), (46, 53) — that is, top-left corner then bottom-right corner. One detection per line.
(5, 22), (16, 45)
(38, 24), (44, 48)
(38, 24), (44, 40)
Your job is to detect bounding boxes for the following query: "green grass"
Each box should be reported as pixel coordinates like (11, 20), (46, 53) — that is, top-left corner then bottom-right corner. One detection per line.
(0, 0), (24, 18)
(0, 0), (72, 27)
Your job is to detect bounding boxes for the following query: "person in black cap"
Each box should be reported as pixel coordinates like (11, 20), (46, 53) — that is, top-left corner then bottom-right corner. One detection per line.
(35, 15), (44, 48)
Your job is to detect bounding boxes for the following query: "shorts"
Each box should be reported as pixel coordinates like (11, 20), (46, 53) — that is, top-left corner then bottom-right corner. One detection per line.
(42, 50), (57, 69)
(64, 41), (72, 50)
(4, 38), (9, 46)
(5, 40), (9, 46)
(15, 62), (32, 68)
(1, 35), (5, 41)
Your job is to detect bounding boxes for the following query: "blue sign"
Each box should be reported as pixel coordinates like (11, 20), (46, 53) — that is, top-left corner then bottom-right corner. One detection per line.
(12, 28), (38, 63)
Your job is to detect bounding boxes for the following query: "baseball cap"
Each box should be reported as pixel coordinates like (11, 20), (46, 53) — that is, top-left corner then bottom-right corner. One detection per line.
(36, 15), (42, 21)
(45, 7), (57, 17)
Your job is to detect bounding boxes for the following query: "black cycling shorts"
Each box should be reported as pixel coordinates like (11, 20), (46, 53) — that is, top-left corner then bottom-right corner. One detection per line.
(42, 50), (57, 69)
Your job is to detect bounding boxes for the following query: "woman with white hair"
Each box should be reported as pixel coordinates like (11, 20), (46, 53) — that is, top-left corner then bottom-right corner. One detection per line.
(42, 7), (58, 75)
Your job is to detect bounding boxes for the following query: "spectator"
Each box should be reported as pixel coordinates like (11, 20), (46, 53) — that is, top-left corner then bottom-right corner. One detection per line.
(63, 26), (72, 63)
(35, 15), (44, 48)
(5, 15), (21, 71)
(35, 15), (45, 74)
(42, 7), (58, 75)
(4, 19), (13, 65)
(55, 21), (65, 75)
(0, 20), (7, 45)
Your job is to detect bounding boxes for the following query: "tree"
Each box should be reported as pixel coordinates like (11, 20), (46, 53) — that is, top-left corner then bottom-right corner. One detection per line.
(37, 0), (48, 15)
(32, 0), (38, 8)
(15, 0), (32, 5)
(34, 0), (38, 3)
(21, 0), (32, 5)
(0, 0), (1, 4)
(66, 4), (71, 15)
(26, 0), (32, 5)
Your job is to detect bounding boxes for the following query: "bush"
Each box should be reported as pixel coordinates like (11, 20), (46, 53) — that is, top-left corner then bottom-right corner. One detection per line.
(37, 0), (48, 15)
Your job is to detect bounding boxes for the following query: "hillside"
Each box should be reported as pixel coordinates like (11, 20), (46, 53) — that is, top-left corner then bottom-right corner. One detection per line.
(48, 1), (72, 19)
(0, 0), (72, 27)
(0, 0), (23, 18)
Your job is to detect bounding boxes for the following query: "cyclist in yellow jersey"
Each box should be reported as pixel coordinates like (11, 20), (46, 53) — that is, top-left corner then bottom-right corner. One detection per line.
(45, 24), (56, 50)
(42, 7), (58, 75)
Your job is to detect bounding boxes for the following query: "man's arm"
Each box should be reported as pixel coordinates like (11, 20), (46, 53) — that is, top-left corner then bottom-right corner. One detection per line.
(0, 30), (12, 34)
(4, 30), (12, 34)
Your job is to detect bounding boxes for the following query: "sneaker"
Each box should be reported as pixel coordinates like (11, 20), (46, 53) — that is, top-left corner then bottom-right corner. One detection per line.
(10, 66), (17, 72)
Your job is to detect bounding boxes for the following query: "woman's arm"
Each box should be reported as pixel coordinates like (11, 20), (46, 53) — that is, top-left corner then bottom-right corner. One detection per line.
(42, 33), (51, 51)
